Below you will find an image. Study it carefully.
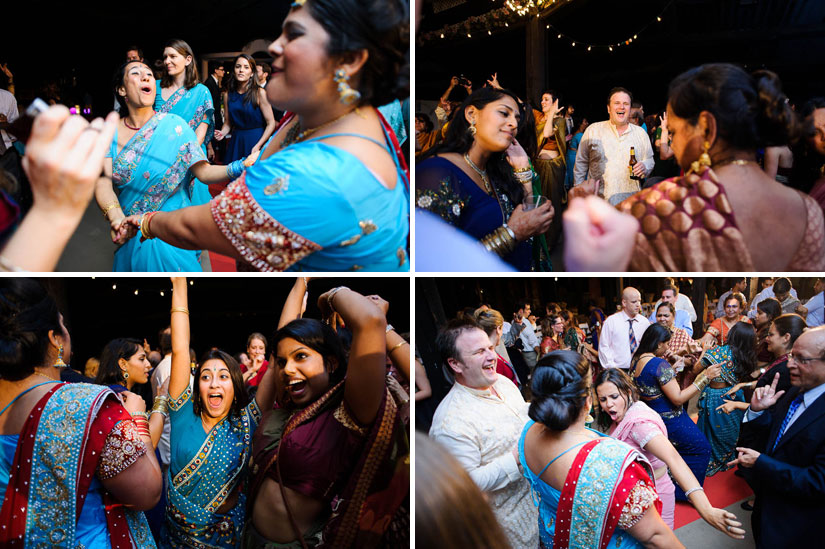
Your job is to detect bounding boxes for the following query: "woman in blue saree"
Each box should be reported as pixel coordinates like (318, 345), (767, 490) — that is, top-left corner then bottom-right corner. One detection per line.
(155, 39), (215, 207)
(118, 0), (410, 271)
(696, 322), (756, 476)
(97, 61), (257, 272)
(164, 277), (277, 547)
(520, 351), (681, 549)
(632, 323), (718, 501)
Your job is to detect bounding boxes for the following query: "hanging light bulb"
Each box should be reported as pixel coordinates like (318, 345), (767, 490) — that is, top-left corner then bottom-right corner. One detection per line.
(609, 46), (613, 51)
(657, 16), (662, 21)
(112, 284), (117, 290)
(160, 291), (165, 297)
(587, 46), (592, 51)
(134, 290), (139, 296)
(571, 41), (575, 46)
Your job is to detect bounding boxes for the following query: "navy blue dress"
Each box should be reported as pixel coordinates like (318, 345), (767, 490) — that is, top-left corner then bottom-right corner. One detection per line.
(225, 91), (265, 163)
(634, 356), (711, 501)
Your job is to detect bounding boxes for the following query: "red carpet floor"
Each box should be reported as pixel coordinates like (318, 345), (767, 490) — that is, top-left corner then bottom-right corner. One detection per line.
(673, 464), (753, 529)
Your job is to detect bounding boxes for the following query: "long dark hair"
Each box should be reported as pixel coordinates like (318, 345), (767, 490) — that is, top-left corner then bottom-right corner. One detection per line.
(726, 322), (757, 381)
(771, 314), (807, 353)
(756, 297), (782, 327)
(160, 39), (200, 90)
(192, 349), (250, 418)
(0, 279), (62, 381)
(631, 323), (672, 364)
(423, 87), (528, 205)
(224, 54), (260, 108)
(95, 338), (142, 386)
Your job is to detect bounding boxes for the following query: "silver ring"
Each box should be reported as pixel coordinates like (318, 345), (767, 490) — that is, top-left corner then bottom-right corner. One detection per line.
(83, 126), (102, 133)
(726, 525), (731, 532)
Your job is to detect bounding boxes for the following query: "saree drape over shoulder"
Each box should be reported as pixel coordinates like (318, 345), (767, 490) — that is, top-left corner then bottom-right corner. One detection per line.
(155, 81), (215, 208)
(166, 385), (261, 548)
(619, 167), (825, 271)
(211, 111), (409, 272)
(0, 383), (154, 548)
(107, 112), (206, 272)
(519, 423), (660, 549)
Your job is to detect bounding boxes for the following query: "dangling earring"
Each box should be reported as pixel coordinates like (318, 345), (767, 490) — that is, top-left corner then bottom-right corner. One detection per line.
(122, 370), (129, 382)
(54, 344), (67, 367)
(333, 69), (361, 106)
(690, 139), (712, 174)
(468, 121), (477, 137)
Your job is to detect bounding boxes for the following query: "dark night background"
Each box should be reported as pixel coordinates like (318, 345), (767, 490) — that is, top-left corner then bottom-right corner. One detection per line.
(2, 0), (292, 117)
(414, 276), (822, 431)
(416, 0), (825, 119)
(35, 277), (410, 372)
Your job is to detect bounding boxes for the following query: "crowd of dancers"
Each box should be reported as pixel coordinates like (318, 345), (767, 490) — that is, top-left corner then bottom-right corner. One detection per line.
(0, 277), (410, 547)
(416, 277), (825, 548)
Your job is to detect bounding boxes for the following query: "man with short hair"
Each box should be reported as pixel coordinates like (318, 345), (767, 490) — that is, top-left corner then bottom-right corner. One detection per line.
(125, 46), (144, 62)
(598, 287), (650, 370)
(573, 87), (655, 204)
(429, 319), (538, 549)
(647, 285), (693, 336)
(749, 277), (800, 318)
(514, 302), (541, 368)
(716, 277), (748, 318)
(796, 277), (823, 327)
(733, 326), (825, 548)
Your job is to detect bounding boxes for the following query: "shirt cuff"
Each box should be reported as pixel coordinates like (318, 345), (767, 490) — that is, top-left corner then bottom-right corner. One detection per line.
(743, 406), (763, 423)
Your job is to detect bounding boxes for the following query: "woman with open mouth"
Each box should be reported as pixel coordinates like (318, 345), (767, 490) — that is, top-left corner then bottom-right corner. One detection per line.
(162, 277), (277, 547)
(95, 60), (258, 272)
(595, 368), (744, 538)
(120, 0), (410, 272)
(245, 278), (408, 546)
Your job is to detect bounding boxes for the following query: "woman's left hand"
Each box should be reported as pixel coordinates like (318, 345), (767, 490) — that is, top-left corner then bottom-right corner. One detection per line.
(702, 507), (746, 540)
(505, 138), (530, 171)
(243, 149), (261, 167)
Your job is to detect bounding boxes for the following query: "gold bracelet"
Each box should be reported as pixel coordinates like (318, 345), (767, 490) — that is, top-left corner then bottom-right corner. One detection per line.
(326, 286), (349, 313)
(101, 202), (122, 218)
(170, 307), (190, 315)
(513, 165), (532, 173)
(389, 340), (407, 354)
(693, 372), (709, 391)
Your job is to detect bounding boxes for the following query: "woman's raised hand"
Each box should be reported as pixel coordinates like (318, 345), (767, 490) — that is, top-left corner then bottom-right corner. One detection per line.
(365, 295), (390, 318)
(505, 138), (530, 171)
(507, 202), (554, 241)
(751, 373), (785, 412)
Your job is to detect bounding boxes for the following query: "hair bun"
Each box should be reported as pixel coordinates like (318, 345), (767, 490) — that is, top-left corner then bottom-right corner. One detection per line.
(752, 69), (799, 146)
(528, 351), (590, 431)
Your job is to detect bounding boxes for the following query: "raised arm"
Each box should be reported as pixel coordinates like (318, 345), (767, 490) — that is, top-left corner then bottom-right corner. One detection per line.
(278, 277), (309, 329)
(169, 277), (192, 400)
(318, 287), (387, 425)
(366, 294), (410, 381)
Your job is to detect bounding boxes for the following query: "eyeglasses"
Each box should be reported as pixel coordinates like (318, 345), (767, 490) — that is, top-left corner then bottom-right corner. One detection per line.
(788, 352), (825, 365)
(725, 305), (740, 309)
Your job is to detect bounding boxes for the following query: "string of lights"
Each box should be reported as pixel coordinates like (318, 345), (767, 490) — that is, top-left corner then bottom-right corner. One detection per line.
(418, 0), (674, 52)
(90, 277), (194, 297)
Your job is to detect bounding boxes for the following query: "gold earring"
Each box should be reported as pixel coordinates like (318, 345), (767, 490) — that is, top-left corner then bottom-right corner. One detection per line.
(54, 344), (67, 367)
(468, 121), (477, 137)
(690, 139), (712, 174)
(333, 69), (361, 106)
(123, 370), (129, 381)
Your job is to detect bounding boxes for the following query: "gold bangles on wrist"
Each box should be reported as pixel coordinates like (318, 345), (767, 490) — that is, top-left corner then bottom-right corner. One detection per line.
(326, 286), (350, 313)
(100, 201), (122, 219)
(513, 165), (534, 184)
(171, 307), (190, 315)
(151, 395), (169, 418)
(139, 211), (158, 240)
(693, 372), (710, 392)
(481, 224), (517, 257)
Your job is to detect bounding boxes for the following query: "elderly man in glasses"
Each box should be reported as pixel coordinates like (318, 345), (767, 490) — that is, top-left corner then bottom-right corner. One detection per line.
(731, 326), (825, 549)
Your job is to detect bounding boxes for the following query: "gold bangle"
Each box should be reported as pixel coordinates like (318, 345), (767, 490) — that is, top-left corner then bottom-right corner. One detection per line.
(101, 202), (122, 218)
(389, 340), (407, 353)
(326, 286), (349, 313)
(170, 307), (190, 315)
(513, 165), (532, 173)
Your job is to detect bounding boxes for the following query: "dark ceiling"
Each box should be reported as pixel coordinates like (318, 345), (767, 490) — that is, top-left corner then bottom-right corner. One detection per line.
(416, 0), (825, 119)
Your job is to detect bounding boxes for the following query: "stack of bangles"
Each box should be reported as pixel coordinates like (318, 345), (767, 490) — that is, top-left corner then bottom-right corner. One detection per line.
(513, 165), (534, 184)
(481, 224), (517, 257)
(132, 411), (151, 438)
(139, 211), (159, 240)
(151, 395), (169, 419)
(226, 158), (246, 180)
(693, 372), (710, 391)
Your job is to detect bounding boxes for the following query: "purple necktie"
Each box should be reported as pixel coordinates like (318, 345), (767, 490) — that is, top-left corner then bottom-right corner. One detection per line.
(628, 319), (638, 354)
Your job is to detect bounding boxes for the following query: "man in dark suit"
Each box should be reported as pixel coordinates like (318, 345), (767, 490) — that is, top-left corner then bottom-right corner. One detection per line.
(203, 61), (225, 161)
(731, 326), (825, 548)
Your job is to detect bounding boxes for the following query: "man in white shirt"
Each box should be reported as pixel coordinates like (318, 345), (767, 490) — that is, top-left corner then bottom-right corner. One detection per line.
(429, 320), (538, 549)
(796, 277), (823, 328)
(647, 285), (694, 336)
(573, 87), (655, 205)
(599, 287), (650, 370)
(748, 277), (799, 319)
(716, 277), (748, 318)
(514, 302), (540, 368)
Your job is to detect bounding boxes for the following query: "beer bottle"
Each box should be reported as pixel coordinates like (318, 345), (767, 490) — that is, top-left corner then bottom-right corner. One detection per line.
(629, 146), (641, 181)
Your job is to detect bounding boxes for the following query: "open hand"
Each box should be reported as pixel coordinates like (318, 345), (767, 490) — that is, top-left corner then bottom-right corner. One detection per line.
(702, 507), (745, 540)
(486, 72), (501, 89)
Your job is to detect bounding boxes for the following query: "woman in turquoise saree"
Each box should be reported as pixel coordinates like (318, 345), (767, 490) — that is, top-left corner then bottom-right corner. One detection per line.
(97, 61), (258, 272)
(155, 39), (214, 207)
(519, 351), (681, 549)
(117, 0), (410, 272)
(164, 277), (277, 547)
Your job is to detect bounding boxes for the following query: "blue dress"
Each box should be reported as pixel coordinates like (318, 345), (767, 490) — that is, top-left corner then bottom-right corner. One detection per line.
(634, 356), (711, 501)
(224, 90), (266, 163)
(154, 81), (214, 208)
(697, 345), (746, 476)
(565, 131), (583, 189)
(416, 156), (532, 270)
(165, 385), (261, 548)
(518, 421), (647, 548)
(212, 117), (409, 271)
(107, 112), (206, 272)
